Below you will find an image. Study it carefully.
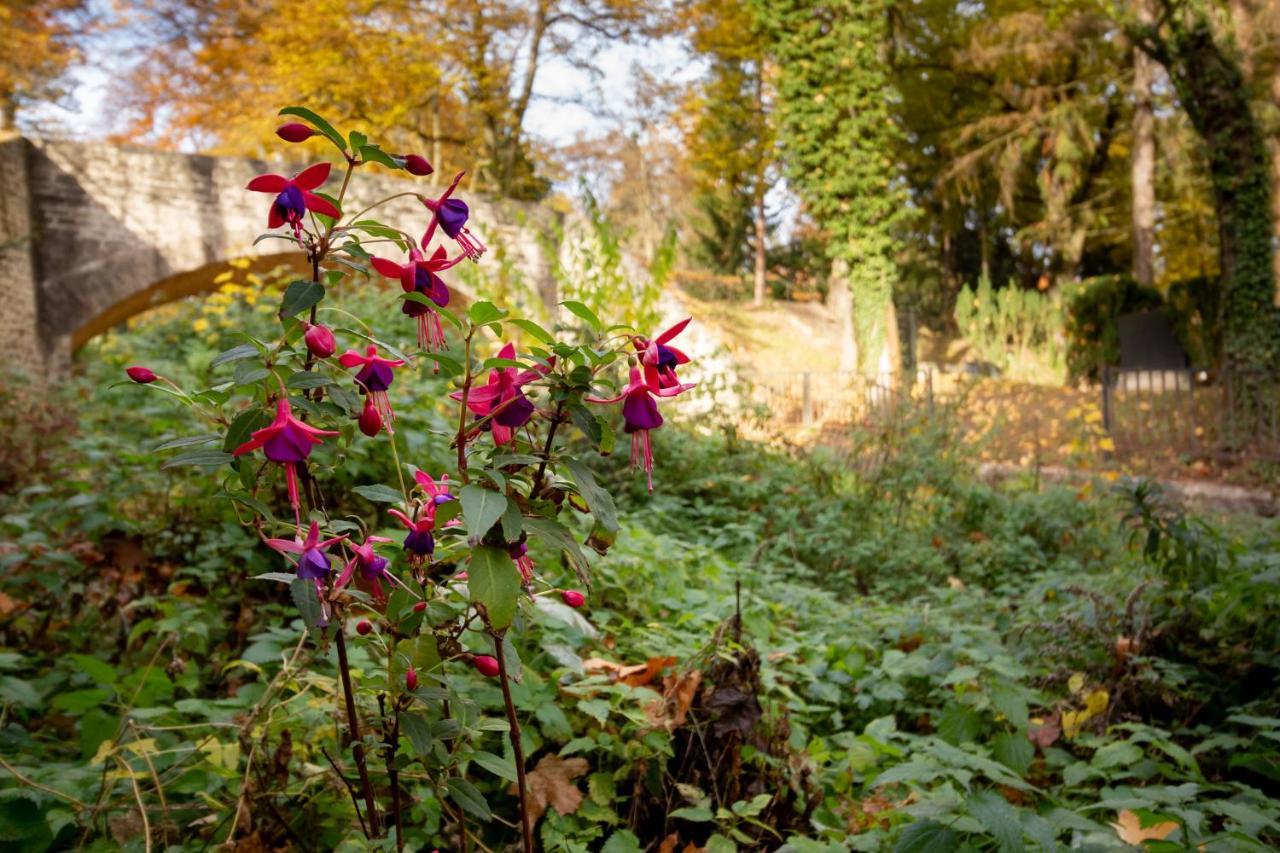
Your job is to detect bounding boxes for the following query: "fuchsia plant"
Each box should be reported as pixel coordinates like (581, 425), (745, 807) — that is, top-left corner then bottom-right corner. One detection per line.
(125, 106), (693, 851)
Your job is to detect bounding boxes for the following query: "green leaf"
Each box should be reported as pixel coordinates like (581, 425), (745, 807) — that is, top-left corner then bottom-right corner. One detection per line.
(70, 654), (116, 686)
(279, 106), (347, 152)
(151, 434), (220, 452)
(279, 280), (325, 318)
(471, 750), (518, 782)
(509, 318), (555, 344)
(446, 777), (492, 821)
(290, 578), (325, 630)
(967, 790), (1025, 853)
(352, 484), (405, 504)
(468, 546), (521, 629)
(893, 820), (959, 853)
(224, 407), (270, 454)
(523, 517), (591, 585)
(211, 343), (260, 368)
(401, 713), (432, 756)
(500, 500), (523, 542)
(253, 572), (299, 584)
(601, 830), (643, 853)
(561, 300), (602, 330)
(992, 732), (1035, 777)
(936, 703), (983, 745)
(286, 371), (331, 390)
(565, 458), (619, 532)
(669, 806), (714, 822)
(52, 688), (111, 713)
(358, 144), (403, 169)
(468, 301), (507, 326)
(459, 485), (508, 543)
(162, 450), (233, 470)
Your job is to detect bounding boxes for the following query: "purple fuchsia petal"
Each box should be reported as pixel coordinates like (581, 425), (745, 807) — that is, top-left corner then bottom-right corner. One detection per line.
(297, 547), (332, 579)
(494, 391), (535, 428)
(622, 389), (663, 433)
(273, 185), (306, 224)
(404, 529), (434, 557)
(436, 198), (470, 238)
(360, 554), (390, 581)
(262, 425), (314, 463)
(356, 361), (395, 393)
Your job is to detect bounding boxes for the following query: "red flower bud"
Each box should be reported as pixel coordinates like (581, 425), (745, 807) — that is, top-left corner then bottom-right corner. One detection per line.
(276, 123), (316, 143)
(401, 154), (434, 176)
(405, 667), (418, 690)
(358, 398), (382, 437)
(356, 619), (373, 635)
(126, 366), (156, 384)
(561, 590), (586, 608)
(472, 655), (500, 677)
(413, 601), (427, 613)
(304, 323), (336, 358)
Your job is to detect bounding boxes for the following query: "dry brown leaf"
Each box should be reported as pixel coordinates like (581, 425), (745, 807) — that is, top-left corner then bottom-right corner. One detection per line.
(1110, 809), (1178, 845)
(1028, 714), (1061, 749)
(582, 655), (677, 687)
(514, 754), (590, 825)
(658, 833), (680, 853)
(666, 669), (702, 727)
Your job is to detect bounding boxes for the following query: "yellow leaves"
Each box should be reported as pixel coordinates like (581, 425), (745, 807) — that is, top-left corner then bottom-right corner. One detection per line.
(515, 754), (589, 826)
(1110, 809), (1178, 845)
(1062, 687), (1109, 740)
(199, 737), (240, 770)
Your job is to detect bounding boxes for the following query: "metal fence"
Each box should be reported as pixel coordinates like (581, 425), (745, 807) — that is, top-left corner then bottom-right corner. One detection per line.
(748, 370), (936, 428)
(1101, 367), (1280, 462)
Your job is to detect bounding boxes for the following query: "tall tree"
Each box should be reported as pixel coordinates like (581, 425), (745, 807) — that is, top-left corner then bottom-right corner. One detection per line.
(755, 0), (909, 374)
(0, 0), (89, 131)
(1132, 0), (1158, 287)
(1130, 0), (1279, 371)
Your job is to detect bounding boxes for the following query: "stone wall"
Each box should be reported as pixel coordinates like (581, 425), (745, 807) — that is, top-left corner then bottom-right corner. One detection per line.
(0, 136), (42, 376)
(2, 137), (560, 377)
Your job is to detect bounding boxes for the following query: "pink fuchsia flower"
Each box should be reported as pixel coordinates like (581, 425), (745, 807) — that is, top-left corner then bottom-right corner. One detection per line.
(561, 590), (586, 608)
(450, 343), (554, 445)
(508, 541), (535, 585)
(471, 655), (500, 677)
(303, 323), (336, 358)
(420, 171), (486, 261)
(401, 154), (434, 176)
(334, 535), (397, 604)
(635, 318), (692, 390)
(358, 398), (382, 437)
(413, 470), (455, 508)
(126, 366), (156, 384)
(587, 368), (694, 492)
(246, 163), (340, 236)
(405, 667), (418, 690)
(339, 346), (406, 432)
(371, 247), (461, 352)
(387, 507), (437, 567)
(276, 123), (315, 143)
(265, 520), (347, 581)
(232, 398), (339, 522)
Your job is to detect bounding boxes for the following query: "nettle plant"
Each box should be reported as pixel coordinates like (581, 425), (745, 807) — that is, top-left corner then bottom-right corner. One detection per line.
(124, 107), (694, 850)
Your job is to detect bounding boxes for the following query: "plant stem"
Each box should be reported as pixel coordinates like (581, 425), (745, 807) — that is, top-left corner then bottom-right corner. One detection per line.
(456, 328), (476, 483)
(335, 627), (381, 837)
(388, 707), (404, 853)
(533, 402), (565, 487)
(494, 633), (533, 853)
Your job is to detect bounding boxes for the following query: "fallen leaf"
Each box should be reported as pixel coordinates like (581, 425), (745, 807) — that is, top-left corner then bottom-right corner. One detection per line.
(665, 669), (702, 727)
(514, 754), (589, 825)
(1110, 809), (1178, 845)
(1028, 714), (1061, 749)
(947, 576), (965, 590)
(582, 656), (676, 687)
(658, 834), (680, 853)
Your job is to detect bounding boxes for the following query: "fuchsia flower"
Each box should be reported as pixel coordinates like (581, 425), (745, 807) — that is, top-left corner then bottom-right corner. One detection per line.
(265, 521), (347, 581)
(334, 535), (397, 604)
(587, 368), (694, 492)
(561, 590), (586, 608)
(401, 154), (434, 176)
(276, 123), (315, 143)
(471, 655), (500, 677)
(420, 171), (486, 261)
(635, 318), (691, 390)
(303, 323), (336, 358)
(509, 541), (535, 585)
(126, 366), (156, 384)
(358, 398), (382, 437)
(339, 346), (406, 432)
(246, 163), (340, 236)
(450, 343), (554, 445)
(371, 247), (461, 352)
(232, 399), (339, 523)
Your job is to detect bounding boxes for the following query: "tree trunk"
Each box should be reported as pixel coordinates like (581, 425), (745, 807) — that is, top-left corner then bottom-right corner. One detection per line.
(1132, 3), (1157, 287)
(1141, 5), (1278, 371)
(752, 191), (767, 306)
(830, 259), (859, 371)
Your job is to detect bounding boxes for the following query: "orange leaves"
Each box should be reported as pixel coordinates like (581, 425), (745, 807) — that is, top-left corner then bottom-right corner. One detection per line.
(512, 754), (590, 826)
(582, 655), (677, 687)
(1110, 809), (1178, 845)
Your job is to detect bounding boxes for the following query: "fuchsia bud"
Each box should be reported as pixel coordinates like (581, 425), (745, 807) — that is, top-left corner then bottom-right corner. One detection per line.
(472, 655), (500, 677)
(126, 366), (156, 384)
(413, 601), (427, 613)
(405, 667), (418, 690)
(401, 154), (434, 176)
(356, 619), (373, 635)
(303, 323), (336, 358)
(358, 398), (382, 437)
(561, 590), (586, 608)
(276, 123), (315, 143)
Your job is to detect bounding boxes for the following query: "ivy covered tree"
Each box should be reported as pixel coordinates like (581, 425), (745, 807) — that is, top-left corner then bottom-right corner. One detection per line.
(753, 0), (910, 373)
